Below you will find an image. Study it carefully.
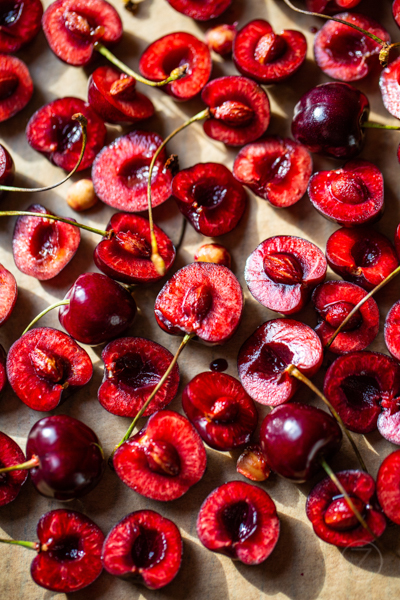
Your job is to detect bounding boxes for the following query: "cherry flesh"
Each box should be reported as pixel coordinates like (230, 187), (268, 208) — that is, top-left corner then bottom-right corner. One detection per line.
(377, 449), (400, 525)
(59, 272), (137, 346)
(0, 263), (17, 325)
(197, 481), (279, 564)
(380, 55), (400, 120)
(102, 510), (182, 588)
(0, 0), (43, 53)
(165, 0), (231, 20)
(0, 431), (28, 506)
(0, 54), (33, 122)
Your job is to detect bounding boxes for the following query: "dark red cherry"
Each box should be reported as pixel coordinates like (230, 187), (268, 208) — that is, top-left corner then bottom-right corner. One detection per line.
(59, 273), (137, 345)
(377, 449), (400, 525)
(0, 345), (6, 394)
(165, 0), (231, 20)
(42, 0), (123, 66)
(0, 263), (17, 325)
(102, 510), (182, 588)
(0, 0), (43, 53)
(292, 82), (369, 159)
(260, 403), (342, 482)
(307, 470), (386, 547)
(0, 54), (33, 122)
(385, 299), (400, 361)
(0, 431), (28, 506)
(26, 415), (105, 500)
(393, 0), (400, 29)
(197, 481), (279, 564)
(307, 0), (361, 13)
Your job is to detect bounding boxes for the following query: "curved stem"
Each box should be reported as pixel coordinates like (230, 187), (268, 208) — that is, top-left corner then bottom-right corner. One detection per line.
(0, 211), (109, 238)
(0, 539), (39, 551)
(22, 300), (70, 336)
(286, 365), (368, 473)
(94, 42), (188, 87)
(112, 333), (193, 454)
(175, 217), (187, 252)
(0, 114), (88, 193)
(147, 108), (210, 274)
(0, 455), (39, 474)
(325, 265), (400, 350)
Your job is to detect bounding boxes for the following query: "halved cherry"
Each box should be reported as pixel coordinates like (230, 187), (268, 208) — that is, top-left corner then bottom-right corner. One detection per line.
(0, 263), (17, 325)
(92, 131), (172, 212)
(245, 235), (327, 315)
(0, 431), (28, 506)
(98, 337), (180, 418)
(0, 345), (6, 394)
(12, 204), (80, 280)
(308, 160), (384, 227)
(139, 32), (211, 101)
(237, 318), (323, 406)
(233, 19), (307, 84)
(314, 12), (390, 81)
(0, 0), (43, 53)
(88, 65), (154, 124)
(202, 76), (270, 146)
(94, 213), (176, 284)
(377, 449), (400, 524)
(325, 227), (399, 291)
(394, 0), (400, 29)
(233, 136), (312, 207)
(182, 372), (258, 451)
(172, 162), (247, 237)
(0, 54), (33, 122)
(380, 56), (400, 119)
(385, 300), (400, 361)
(307, 470), (386, 547)
(197, 481), (279, 564)
(312, 280), (379, 354)
(102, 510), (182, 588)
(165, 0), (231, 20)
(0, 144), (14, 198)
(26, 97), (106, 171)
(154, 262), (244, 344)
(6, 327), (93, 411)
(42, 0), (123, 66)
(113, 410), (207, 501)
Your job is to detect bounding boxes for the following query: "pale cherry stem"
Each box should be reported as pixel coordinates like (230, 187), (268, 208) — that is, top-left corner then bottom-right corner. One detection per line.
(0, 114), (88, 193)
(0, 455), (39, 474)
(147, 108), (210, 275)
(286, 365), (368, 473)
(22, 300), (70, 336)
(94, 42), (188, 87)
(0, 539), (39, 551)
(0, 212), (109, 238)
(325, 264), (400, 350)
(282, 0), (400, 66)
(113, 333), (194, 453)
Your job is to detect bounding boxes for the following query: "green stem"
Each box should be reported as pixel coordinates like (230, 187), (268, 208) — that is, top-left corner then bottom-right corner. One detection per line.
(112, 333), (193, 453)
(0, 539), (39, 551)
(325, 264), (400, 350)
(94, 42), (188, 87)
(0, 211), (109, 238)
(286, 365), (367, 473)
(147, 108), (210, 275)
(363, 122), (400, 130)
(22, 301), (70, 336)
(0, 455), (39, 474)
(0, 114), (87, 193)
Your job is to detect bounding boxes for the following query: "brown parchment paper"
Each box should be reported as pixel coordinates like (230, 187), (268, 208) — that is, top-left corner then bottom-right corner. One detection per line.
(1, 0), (400, 598)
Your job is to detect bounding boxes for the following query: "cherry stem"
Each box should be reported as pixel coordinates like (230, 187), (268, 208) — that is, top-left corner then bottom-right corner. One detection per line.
(175, 217), (187, 252)
(0, 455), (40, 474)
(281, 0), (397, 67)
(0, 211), (109, 238)
(113, 333), (194, 452)
(22, 300), (70, 336)
(94, 42), (188, 87)
(0, 114), (87, 193)
(0, 539), (39, 551)
(147, 108), (210, 275)
(363, 122), (400, 131)
(325, 264), (400, 350)
(286, 365), (368, 473)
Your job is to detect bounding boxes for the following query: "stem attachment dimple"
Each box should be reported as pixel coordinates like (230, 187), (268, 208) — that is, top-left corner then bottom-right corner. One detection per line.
(147, 108), (210, 274)
(286, 364), (368, 473)
(22, 300), (70, 336)
(0, 455), (40, 474)
(94, 42), (188, 87)
(0, 114), (88, 193)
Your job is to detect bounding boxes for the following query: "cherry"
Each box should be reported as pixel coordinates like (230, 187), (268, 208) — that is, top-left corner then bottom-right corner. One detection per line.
(197, 481), (279, 564)
(7, 327), (93, 411)
(307, 0), (362, 13)
(307, 470), (386, 546)
(0, 431), (28, 506)
(0, 143), (14, 198)
(394, 0), (400, 29)
(260, 403), (342, 482)
(0, 263), (17, 325)
(308, 160), (384, 227)
(206, 24), (236, 57)
(233, 19), (307, 84)
(233, 136), (312, 208)
(0, 345), (6, 394)
(102, 510), (182, 588)
(98, 336), (180, 418)
(0, 509), (104, 592)
(0, 0), (43, 53)
(377, 449), (400, 525)
(172, 162), (247, 237)
(380, 56), (400, 120)
(314, 12), (390, 81)
(165, 0), (231, 21)
(0, 54), (33, 122)
(245, 235), (327, 315)
(113, 410), (207, 501)
(384, 299), (400, 361)
(182, 371), (258, 451)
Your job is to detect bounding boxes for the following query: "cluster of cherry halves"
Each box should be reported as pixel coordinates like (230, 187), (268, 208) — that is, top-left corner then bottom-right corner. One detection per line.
(3, 0), (400, 594)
